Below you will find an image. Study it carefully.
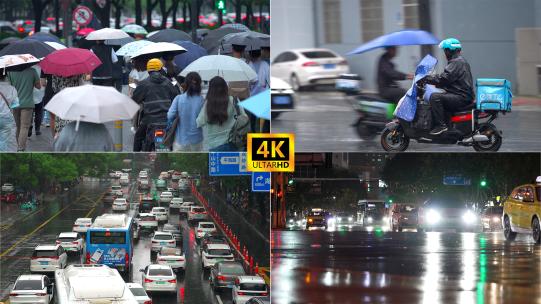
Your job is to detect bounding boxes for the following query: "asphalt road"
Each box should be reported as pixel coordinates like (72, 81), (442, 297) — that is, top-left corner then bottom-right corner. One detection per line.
(272, 226), (541, 304)
(271, 90), (541, 152)
(0, 178), (242, 304)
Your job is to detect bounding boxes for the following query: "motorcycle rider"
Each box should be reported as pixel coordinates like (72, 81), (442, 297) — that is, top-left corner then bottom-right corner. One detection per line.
(377, 46), (413, 103)
(132, 58), (179, 151)
(422, 38), (474, 135)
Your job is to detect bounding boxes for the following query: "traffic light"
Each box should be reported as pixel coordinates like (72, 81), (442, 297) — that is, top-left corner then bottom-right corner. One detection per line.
(288, 179), (294, 186)
(216, 0), (225, 11)
(480, 180), (487, 187)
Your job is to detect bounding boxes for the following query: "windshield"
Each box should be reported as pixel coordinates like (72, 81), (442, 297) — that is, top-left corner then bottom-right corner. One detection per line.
(484, 207), (504, 215)
(140, 215), (156, 221)
(14, 280), (42, 290)
(398, 205), (416, 212)
(239, 283), (267, 291)
(89, 231), (126, 244)
(129, 287), (147, 297)
(32, 250), (57, 258)
(193, 207), (205, 213)
(154, 234), (173, 240)
(58, 237), (77, 242)
(200, 224), (215, 229)
(302, 51), (336, 59)
(220, 263), (246, 275)
(149, 268), (173, 276)
(208, 249), (231, 256)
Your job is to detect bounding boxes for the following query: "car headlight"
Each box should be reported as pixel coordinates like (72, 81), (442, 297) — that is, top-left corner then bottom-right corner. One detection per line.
(426, 209), (441, 224)
(462, 210), (476, 224)
(492, 216), (500, 223)
(289, 219), (294, 223)
(382, 216), (389, 223)
(348, 217), (353, 222)
(337, 217), (342, 222)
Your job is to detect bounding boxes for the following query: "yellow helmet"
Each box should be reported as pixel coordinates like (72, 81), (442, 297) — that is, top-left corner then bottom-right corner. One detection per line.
(147, 58), (163, 72)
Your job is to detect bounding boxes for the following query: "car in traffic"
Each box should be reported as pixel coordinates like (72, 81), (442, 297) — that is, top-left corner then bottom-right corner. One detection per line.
(159, 171), (170, 180)
(140, 264), (177, 294)
(232, 276), (268, 304)
(126, 282), (152, 304)
(112, 198), (129, 211)
(151, 231), (176, 252)
(110, 185), (123, 196)
(481, 206), (504, 232)
(135, 213), (158, 231)
(138, 178), (150, 190)
(156, 179), (167, 190)
(200, 232), (228, 253)
(179, 201), (195, 216)
(271, 48), (349, 91)
(196, 221), (217, 239)
(2, 183), (15, 192)
(162, 223), (182, 243)
(390, 204), (419, 232)
(56, 232), (84, 254)
(271, 77), (295, 119)
(157, 246), (185, 273)
(417, 194), (478, 232)
(119, 174), (130, 185)
(502, 178), (541, 243)
(171, 171), (182, 181)
(209, 261), (246, 291)
(9, 274), (54, 304)
(331, 212), (355, 227)
(188, 206), (208, 223)
(72, 217), (92, 233)
(102, 192), (116, 204)
(170, 197), (183, 209)
(159, 191), (173, 204)
(245, 297), (271, 304)
(358, 200), (388, 227)
(305, 208), (328, 230)
(151, 207), (168, 222)
(139, 197), (156, 213)
(202, 243), (234, 269)
(30, 244), (68, 273)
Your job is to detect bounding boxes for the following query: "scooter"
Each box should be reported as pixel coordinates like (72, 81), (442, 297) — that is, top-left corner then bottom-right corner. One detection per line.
(142, 122), (169, 152)
(351, 94), (396, 140)
(380, 81), (503, 152)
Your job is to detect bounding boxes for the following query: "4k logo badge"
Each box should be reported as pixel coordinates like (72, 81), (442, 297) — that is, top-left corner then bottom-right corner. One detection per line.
(247, 133), (295, 172)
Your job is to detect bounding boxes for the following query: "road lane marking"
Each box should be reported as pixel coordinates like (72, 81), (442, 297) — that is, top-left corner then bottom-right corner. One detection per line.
(216, 295), (224, 304)
(1, 205), (46, 231)
(83, 192), (105, 218)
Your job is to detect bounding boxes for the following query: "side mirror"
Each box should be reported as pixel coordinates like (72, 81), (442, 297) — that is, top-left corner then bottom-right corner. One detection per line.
(47, 283), (54, 294)
(139, 269), (145, 272)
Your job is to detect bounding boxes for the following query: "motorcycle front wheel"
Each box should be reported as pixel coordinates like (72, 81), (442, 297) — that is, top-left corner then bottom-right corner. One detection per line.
(381, 126), (409, 151)
(473, 123), (502, 152)
(356, 123), (377, 141)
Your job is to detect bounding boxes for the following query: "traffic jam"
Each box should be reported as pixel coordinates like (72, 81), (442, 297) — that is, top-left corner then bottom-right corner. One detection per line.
(2, 169), (269, 304)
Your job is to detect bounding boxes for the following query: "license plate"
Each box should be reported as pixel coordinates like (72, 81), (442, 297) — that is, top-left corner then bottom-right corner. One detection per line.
(323, 64), (336, 69)
(272, 95), (292, 105)
(160, 242), (166, 245)
(156, 281), (166, 285)
(168, 260), (176, 263)
(79, 225), (85, 227)
(39, 261), (48, 265)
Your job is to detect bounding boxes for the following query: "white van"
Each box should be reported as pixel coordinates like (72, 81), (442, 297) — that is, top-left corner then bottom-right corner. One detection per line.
(55, 264), (138, 303)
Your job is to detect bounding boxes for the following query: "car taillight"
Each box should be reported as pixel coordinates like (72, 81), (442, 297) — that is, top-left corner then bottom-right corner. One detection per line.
(154, 130), (165, 137)
(237, 292), (245, 295)
(338, 60), (348, 65)
(49, 256), (59, 260)
(72, 241), (79, 244)
(56, 240), (60, 244)
(35, 293), (46, 296)
(167, 279), (177, 283)
(86, 252), (91, 263)
(197, 229), (203, 232)
(302, 61), (319, 67)
(217, 275), (225, 281)
(261, 292), (268, 296)
(144, 301), (153, 304)
(152, 240), (158, 243)
(125, 253), (129, 269)
(144, 278), (153, 283)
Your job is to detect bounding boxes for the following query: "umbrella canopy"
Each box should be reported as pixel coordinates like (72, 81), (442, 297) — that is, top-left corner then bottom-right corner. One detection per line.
(221, 31), (269, 51)
(172, 40), (207, 71)
(105, 36), (135, 46)
(25, 32), (62, 44)
(44, 41), (67, 50)
(220, 23), (250, 32)
(76, 28), (95, 37)
(147, 29), (191, 43)
(0, 39), (55, 58)
(239, 90), (270, 120)
(116, 40), (154, 57)
(200, 28), (243, 53)
(347, 29), (440, 55)
(40, 48), (102, 77)
(132, 42), (186, 59)
(0, 37), (21, 49)
(121, 24), (148, 35)
(86, 28), (130, 41)
(44, 85), (139, 123)
(0, 54), (40, 72)
(179, 55), (257, 82)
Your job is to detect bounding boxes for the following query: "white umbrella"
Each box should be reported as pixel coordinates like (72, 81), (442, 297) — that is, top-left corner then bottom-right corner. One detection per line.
(131, 42), (186, 59)
(86, 28), (130, 41)
(179, 55), (257, 82)
(44, 85), (140, 123)
(0, 54), (40, 71)
(44, 41), (67, 50)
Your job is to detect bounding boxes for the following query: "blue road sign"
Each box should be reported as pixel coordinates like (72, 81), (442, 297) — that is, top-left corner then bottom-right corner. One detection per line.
(252, 172), (271, 192)
(443, 176), (471, 186)
(209, 152), (250, 176)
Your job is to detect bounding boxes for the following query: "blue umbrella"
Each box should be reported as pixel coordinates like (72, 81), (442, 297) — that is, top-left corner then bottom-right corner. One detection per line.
(239, 90), (270, 120)
(25, 32), (63, 44)
(172, 40), (208, 71)
(347, 29), (439, 55)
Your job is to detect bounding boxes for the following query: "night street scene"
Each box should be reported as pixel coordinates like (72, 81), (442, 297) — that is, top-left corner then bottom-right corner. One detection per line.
(271, 153), (541, 304)
(0, 153), (269, 303)
(271, 0), (541, 152)
(0, 0), (270, 152)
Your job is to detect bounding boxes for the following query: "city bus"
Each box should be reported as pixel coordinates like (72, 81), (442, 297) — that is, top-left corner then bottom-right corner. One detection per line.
(85, 214), (134, 278)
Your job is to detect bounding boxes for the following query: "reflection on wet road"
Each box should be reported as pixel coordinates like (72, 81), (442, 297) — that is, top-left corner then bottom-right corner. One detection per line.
(272, 229), (541, 304)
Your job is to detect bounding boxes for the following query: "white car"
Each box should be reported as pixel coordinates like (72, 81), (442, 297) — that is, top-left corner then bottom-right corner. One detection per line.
(136, 213), (158, 230)
(2, 183), (14, 192)
(179, 202), (195, 215)
(126, 282), (152, 304)
(151, 231), (176, 252)
(110, 185), (123, 196)
(271, 77), (295, 118)
(196, 222), (217, 239)
(202, 243), (234, 268)
(157, 246), (185, 272)
(9, 274), (54, 304)
(140, 264), (177, 294)
(232, 276), (269, 304)
(30, 245), (68, 273)
(160, 191), (173, 204)
(159, 171), (170, 180)
(56, 232), (83, 254)
(272, 48), (349, 90)
(139, 171), (148, 178)
(151, 207), (168, 222)
(112, 198), (128, 211)
(119, 175), (129, 185)
(188, 206), (207, 222)
(169, 197), (183, 209)
(72, 217), (92, 233)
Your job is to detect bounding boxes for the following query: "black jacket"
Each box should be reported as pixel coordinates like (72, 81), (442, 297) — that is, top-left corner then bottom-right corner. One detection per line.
(91, 44), (114, 78)
(377, 53), (407, 93)
(132, 72), (179, 125)
(424, 54), (474, 100)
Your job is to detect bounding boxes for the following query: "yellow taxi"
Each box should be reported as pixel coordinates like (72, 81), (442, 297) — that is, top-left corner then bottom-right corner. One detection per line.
(502, 177), (541, 244)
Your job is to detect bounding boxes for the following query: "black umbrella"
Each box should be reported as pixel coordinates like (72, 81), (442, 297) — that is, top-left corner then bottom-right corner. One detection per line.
(148, 29), (191, 43)
(25, 32), (62, 44)
(0, 39), (55, 58)
(0, 37), (21, 46)
(200, 27), (243, 53)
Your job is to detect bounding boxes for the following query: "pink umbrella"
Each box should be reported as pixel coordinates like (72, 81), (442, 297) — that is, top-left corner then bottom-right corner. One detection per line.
(40, 48), (102, 77)
(77, 28), (95, 36)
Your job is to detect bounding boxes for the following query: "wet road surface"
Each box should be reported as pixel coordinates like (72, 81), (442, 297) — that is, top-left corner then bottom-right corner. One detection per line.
(0, 178), (241, 303)
(271, 90), (541, 152)
(272, 228), (541, 304)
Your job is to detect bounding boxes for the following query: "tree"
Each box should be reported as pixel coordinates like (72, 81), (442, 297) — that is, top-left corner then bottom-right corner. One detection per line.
(145, 0), (159, 29)
(32, 0), (52, 33)
(91, 0), (112, 28)
(112, 0), (126, 28)
(135, 0), (142, 25)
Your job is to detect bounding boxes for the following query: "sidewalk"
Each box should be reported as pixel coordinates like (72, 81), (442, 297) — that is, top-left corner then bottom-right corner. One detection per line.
(513, 96), (541, 106)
